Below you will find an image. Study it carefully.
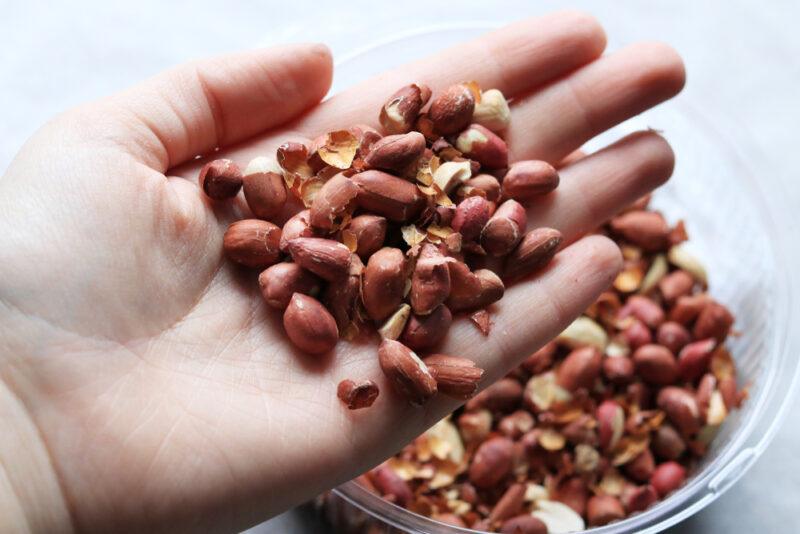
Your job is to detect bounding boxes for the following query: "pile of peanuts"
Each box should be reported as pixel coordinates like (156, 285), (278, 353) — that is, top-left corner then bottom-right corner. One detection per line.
(203, 81), (563, 408)
(326, 203), (746, 533)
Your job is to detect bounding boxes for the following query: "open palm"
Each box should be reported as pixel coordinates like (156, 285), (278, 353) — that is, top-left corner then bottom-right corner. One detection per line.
(0, 11), (684, 533)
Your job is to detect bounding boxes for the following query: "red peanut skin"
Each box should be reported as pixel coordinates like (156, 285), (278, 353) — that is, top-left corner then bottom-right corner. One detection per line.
(481, 199), (527, 256)
(587, 495), (625, 526)
(502, 160), (559, 200)
(429, 84), (475, 135)
(280, 209), (314, 252)
(650, 461), (686, 497)
(677, 338), (716, 382)
(633, 344), (678, 385)
(500, 515), (548, 534)
(223, 219), (281, 268)
(282, 293), (338, 354)
(309, 174), (359, 231)
(452, 196), (495, 242)
(347, 214), (387, 260)
(362, 247), (407, 321)
(557, 346), (602, 391)
(656, 321), (691, 354)
(258, 263), (320, 309)
(199, 159), (242, 199)
(401, 305), (452, 351)
(456, 123), (509, 169)
(468, 436), (514, 488)
(352, 170), (426, 222)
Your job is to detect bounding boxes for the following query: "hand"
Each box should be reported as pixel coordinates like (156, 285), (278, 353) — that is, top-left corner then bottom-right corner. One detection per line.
(0, 11), (684, 533)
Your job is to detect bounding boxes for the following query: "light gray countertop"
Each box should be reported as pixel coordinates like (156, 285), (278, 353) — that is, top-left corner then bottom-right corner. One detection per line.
(3, 1), (798, 532)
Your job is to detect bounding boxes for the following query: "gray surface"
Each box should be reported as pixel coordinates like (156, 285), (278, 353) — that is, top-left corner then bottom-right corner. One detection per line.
(2, 1), (799, 533)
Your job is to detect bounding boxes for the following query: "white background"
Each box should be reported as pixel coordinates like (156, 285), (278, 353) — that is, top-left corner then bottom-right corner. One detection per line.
(2, 1), (798, 532)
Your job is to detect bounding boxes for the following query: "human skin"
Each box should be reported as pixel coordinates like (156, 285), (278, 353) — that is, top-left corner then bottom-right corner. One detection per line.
(0, 11), (684, 533)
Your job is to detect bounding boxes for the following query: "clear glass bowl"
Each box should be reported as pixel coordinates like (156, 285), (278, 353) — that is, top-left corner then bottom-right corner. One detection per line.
(327, 24), (799, 534)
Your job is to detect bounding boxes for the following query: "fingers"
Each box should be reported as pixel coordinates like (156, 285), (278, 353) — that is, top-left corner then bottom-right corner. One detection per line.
(437, 235), (622, 385)
(507, 41), (686, 163)
(74, 44), (333, 171)
(529, 130), (675, 240)
(287, 11), (606, 136)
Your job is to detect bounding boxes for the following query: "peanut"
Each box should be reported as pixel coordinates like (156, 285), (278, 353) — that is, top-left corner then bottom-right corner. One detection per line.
(223, 219), (281, 268)
(199, 159), (242, 200)
(283, 293), (338, 354)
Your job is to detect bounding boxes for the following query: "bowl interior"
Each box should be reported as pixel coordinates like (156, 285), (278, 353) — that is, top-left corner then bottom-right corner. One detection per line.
(331, 24), (793, 534)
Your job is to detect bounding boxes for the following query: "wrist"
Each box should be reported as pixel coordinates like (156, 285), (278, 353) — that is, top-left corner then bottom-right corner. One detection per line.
(0, 309), (73, 533)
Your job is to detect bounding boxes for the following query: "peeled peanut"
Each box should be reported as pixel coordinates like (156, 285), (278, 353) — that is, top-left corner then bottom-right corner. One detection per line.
(456, 173), (501, 203)
(242, 157), (287, 220)
(457, 409), (492, 444)
(362, 247), (407, 322)
(455, 123), (509, 169)
(283, 293), (338, 354)
(379, 83), (431, 134)
(473, 88), (511, 132)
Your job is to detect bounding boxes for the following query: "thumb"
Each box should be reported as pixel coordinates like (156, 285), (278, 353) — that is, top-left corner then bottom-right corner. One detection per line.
(63, 43), (333, 172)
